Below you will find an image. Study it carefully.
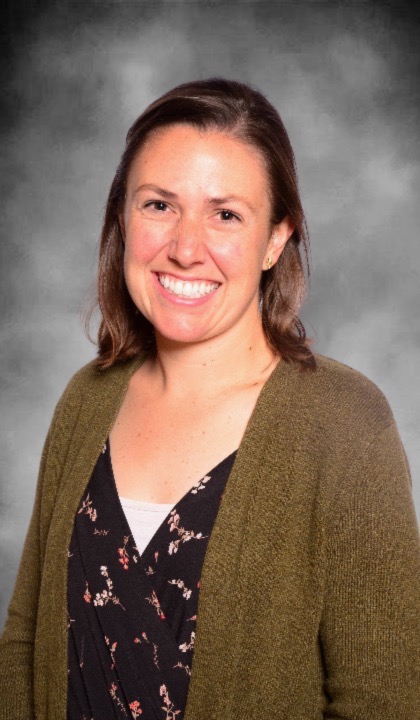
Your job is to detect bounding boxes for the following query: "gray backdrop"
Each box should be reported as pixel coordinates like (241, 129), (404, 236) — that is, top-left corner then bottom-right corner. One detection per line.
(1, 0), (419, 626)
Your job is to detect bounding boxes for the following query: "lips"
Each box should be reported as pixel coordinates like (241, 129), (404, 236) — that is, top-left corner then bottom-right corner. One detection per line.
(157, 273), (220, 299)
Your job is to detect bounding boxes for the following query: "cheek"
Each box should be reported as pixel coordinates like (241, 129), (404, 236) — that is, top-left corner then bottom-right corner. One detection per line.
(124, 224), (167, 266)
(208, 230), (247, 265)
(209, 232), (265, 281)
(211, 242), (239, 268)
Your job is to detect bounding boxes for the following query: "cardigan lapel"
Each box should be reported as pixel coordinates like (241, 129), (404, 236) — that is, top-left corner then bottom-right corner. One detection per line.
(184, 360), (299, 720)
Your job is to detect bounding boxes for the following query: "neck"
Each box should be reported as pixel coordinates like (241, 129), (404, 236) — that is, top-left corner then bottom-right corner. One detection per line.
(147, 318), (278, 399)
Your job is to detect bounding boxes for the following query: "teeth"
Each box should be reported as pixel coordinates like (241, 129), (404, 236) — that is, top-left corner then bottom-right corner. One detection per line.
(158, 274), (219, 298)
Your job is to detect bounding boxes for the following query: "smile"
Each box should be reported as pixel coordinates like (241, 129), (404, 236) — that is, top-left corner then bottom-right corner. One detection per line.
(157, 273), (220, 299)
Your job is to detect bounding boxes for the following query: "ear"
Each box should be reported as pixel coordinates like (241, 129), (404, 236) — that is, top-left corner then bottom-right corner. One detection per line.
(263, 216), (294, 271)
(119, 213), (126, 243)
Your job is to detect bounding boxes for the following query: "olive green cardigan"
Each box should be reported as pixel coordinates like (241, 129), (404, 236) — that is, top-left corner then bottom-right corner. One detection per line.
(1, 355), (419, 719)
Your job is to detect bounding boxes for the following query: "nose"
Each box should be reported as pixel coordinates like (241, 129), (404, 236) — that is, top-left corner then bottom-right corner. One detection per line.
(167, 214), (205, 267)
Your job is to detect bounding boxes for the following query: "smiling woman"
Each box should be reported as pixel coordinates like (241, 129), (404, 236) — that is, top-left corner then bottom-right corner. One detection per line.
(94, 79), (313, 370)
(1, 79), (419, 720)
(120, 125), (293, 350)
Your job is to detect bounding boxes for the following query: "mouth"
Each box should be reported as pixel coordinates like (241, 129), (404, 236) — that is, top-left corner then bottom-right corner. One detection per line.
(157, 273), (220, 299)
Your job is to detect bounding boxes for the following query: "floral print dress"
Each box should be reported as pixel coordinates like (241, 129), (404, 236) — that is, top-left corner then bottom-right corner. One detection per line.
(67, 439), (236, 720)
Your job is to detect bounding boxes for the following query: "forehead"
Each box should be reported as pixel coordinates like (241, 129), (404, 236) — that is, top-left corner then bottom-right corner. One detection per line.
(127, 124), (270, 191)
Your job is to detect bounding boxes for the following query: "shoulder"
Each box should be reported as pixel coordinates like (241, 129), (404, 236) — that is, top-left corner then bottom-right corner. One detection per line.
(38, 356), (144, 487)
(308, 354), (393, 426)
(291, 353), (394, 423)
(49, 356), (144, 436)
(59, 356), (143, 402)
(267, 354), (397, 458)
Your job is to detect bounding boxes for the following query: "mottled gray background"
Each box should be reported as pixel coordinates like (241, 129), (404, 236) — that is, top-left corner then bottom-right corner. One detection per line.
(1, 0), (419, 626)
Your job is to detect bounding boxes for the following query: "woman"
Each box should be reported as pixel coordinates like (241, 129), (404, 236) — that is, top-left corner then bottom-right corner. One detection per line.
(1, 78), (419, 720)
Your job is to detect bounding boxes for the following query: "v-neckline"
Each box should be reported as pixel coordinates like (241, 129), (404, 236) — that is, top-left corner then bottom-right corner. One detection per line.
(106, 438), (237, 561)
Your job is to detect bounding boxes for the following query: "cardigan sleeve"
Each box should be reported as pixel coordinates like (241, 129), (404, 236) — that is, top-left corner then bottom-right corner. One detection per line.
(320, 419), (420, 719)
(0, 386), (73, 720)
(0, 433), (52, 719)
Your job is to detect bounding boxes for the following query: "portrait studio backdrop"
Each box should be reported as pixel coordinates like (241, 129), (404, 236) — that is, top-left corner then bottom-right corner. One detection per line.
(1, 0), (419, 626)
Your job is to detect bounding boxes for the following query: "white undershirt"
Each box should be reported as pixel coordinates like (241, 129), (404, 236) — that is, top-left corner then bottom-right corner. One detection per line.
(119, 496), (175, 556)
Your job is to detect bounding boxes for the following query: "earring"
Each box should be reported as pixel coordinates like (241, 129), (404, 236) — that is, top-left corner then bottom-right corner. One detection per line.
(266, 256), (273, 270)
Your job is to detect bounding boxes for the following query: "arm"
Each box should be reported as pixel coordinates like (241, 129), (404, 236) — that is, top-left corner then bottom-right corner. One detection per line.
(0, 431), (52, 718)
(321, 421), (420, 719)
(0, 384), (74, 720)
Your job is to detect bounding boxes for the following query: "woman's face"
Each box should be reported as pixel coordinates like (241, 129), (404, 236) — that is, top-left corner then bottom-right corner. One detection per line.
(121, 124), (292, 347)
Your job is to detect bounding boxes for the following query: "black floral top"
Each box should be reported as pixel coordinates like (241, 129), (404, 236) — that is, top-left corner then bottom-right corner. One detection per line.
(67, 439), (236, 719)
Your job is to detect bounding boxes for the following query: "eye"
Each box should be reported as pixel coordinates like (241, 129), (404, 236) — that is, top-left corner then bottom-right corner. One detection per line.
(219, 209), (241, 223)
(144, 200), (170, 212)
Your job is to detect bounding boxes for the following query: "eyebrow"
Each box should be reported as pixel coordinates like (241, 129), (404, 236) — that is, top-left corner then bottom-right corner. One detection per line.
(208, 195), (257, 214)
(134, 184), (257, 214)
(134, 184), (178, 200)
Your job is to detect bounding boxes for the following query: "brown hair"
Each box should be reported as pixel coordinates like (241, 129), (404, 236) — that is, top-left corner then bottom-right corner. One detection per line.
(90, 78), (315, 369)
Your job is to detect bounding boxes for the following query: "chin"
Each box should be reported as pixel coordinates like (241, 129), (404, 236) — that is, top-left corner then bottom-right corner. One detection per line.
(153, 321), (216, 346)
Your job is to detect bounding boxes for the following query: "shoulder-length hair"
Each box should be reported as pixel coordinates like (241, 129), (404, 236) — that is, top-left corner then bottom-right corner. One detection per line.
(89, 78), (315, 370)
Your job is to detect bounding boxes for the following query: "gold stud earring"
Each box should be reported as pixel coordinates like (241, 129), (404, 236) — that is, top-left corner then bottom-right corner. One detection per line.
(266, 256), (273, 270)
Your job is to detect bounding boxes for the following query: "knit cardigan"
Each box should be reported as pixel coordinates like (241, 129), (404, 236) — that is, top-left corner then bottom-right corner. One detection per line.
(1, 354), (419, 719)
